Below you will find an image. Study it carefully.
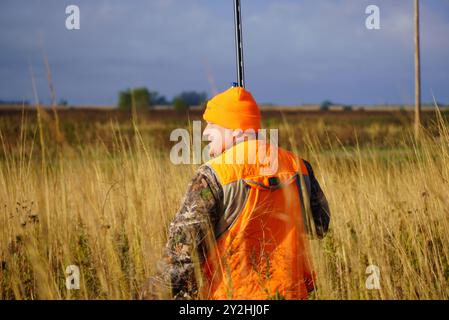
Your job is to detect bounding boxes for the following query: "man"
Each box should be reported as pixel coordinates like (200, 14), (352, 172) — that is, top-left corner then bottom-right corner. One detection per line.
(146, 86), (330, 300)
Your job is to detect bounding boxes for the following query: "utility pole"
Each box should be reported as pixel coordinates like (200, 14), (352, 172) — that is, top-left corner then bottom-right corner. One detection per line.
(414, 0), (421, 140)
(233, 0), (245, 88)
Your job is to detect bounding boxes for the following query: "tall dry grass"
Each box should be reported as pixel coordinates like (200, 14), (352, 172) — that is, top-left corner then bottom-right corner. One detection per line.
(300, 109), (449, 299)
(0, 108), (448, 299)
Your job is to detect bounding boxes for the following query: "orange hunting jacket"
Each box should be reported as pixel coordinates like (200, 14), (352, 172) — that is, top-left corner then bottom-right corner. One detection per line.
(200, 139), (327, 299)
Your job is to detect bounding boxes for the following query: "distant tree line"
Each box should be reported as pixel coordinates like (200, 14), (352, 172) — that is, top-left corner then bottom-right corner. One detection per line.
(0, 99), (69, 106)
(0, 100), (30, 105)
(118, 87), (207, 112)
(320, 100), (353, 111)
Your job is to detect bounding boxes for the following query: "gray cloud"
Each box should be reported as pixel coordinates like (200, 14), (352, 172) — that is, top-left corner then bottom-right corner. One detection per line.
(0, 0), (448, 106)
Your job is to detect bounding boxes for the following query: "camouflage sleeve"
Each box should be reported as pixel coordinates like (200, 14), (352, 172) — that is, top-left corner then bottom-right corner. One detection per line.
(303, 160), (331, 238)
(147, 165), (223, 300)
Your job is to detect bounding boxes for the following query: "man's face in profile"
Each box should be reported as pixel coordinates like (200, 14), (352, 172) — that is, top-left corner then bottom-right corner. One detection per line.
(203, 122), (235, 158)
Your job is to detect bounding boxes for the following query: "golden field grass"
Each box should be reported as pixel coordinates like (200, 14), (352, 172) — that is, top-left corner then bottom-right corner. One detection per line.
(0, 107), (448, 299)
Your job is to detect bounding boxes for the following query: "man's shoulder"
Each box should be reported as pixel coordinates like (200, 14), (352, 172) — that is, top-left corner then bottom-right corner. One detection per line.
(301, 159), (314, 176)
(197, 164), (220, 182)
(193, 165), (224, 200)
(275, 146), (314, 175)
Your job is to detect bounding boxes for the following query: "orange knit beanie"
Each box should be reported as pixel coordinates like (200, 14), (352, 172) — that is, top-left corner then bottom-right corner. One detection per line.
(203, 86), (261, 131)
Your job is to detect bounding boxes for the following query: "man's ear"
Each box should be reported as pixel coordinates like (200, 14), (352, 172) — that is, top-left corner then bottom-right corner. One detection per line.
(231, 129), (245, 145)
(232, 129), (243, 139)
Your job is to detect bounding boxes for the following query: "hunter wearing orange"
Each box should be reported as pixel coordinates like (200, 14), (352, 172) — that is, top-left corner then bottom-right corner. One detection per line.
(147, 86), (330, 300)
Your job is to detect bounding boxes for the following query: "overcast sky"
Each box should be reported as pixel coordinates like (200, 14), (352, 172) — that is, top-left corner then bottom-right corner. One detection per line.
(1, 0), (448, 106)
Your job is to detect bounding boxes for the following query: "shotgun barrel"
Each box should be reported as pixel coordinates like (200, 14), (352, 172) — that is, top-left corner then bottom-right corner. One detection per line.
(233, 0), (245, 88)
